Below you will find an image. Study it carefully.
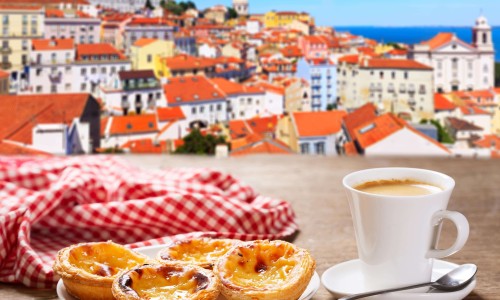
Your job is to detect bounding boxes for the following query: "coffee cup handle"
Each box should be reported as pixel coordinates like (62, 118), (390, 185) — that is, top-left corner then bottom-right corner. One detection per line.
(426, 210), (469, 259)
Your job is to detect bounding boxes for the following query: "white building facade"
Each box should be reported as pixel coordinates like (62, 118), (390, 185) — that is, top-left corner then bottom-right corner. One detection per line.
(410, 16), (495, 93)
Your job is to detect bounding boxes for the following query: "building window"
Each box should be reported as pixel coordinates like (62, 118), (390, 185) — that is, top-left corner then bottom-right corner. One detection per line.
(36, 68), (42, 76)
(65, 83), (71, 91)
(452, 58), (458, 70)
(31, 27), (37, 35)
(51, 85), (57, 93)
(315, 142), (325, 155)
(156, 92), (161, 99)
(101, 67), (106, 74)
(81, 68), (87, 76)
(192, 107), (197, 114)
(22, 40), (28, 51)
(300, 143), (310, 154)
(81, 83), (86, 91)
(404, 72), (408, 79)
(36, 86), (42, 93)
(200, 106), (205, 113)
(147, 54), (152, 63)
(391, 72), (395, 79)
(217, 104), (222, 111)
(91, 67), (96, 74)
(379, 71), (384, 79)
(484, 64), (489, 72)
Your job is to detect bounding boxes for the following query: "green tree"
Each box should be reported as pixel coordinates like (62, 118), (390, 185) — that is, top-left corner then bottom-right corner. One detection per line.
(227, 7), (238, 19)
(160, 0), (166, 7)
(495, 62), (500, 86)
(145, 0), (155, 10)
(326, 103), (337, 111)
(421, 119), (454, 144)
(175, 129), (228, 155)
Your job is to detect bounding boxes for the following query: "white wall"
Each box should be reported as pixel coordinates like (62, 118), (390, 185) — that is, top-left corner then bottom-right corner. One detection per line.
(32, 124), (68, 155)
(262, 91), (284, 116)
(365, 127), (450, 156)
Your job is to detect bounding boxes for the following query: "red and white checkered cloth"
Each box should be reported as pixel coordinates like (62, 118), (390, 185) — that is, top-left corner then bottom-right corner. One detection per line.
(0, 156), (298, 289)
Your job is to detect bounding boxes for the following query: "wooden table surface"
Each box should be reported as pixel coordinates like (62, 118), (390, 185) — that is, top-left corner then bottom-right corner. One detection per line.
(1, 155), (499, 299)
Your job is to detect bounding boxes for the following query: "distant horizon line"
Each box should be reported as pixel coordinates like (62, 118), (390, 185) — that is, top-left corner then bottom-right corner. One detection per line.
(332, 25), (500, 27)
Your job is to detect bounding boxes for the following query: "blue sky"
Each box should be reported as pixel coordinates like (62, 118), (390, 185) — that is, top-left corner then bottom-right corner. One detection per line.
(192, 0), (500, 26)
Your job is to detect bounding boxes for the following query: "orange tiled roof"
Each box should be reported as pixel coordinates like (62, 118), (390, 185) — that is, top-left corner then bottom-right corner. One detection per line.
(231, 138), (293, 156)
(338, 54), (359, 64)
(434, 94), (456, 111)
(157, 107), (186, 122)
(344, 141), (358, 156)
(128, 17), (169, 26)
(0, 140), (51, 155)
(32, 38), (74, 51)
(163, 75), (225, 104)
(252, 82), (285, 96)
(366, 59), (432, 70)
(162, 54), (215, 71)
(459, 105), (490, 115)
(421, 33), (454, 50)
(302, 35), (328, 45)
(388, 49), (408, 56)
(106, 114), (159, 136)
(121, 138), (166, 153)
(229, 115), (280, 140)
(446, 117), (483, 131)
(342, 103), (378, 140)
(76, 43), (126, 60)
(474, 135), (500, 150)
(0, 94), (92, 145)
(293, 110), (347, 137)
(281, 45), (302, 58)
(45, 8), (64, 17)
(212, 77), (264, 96)
(133, 38), (158, 47)
(353, 113), (403, 149)
(0, 4), (43, 10)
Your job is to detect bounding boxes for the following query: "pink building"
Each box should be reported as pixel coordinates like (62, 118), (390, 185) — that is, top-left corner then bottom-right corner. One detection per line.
(44, 9), (101, 44)
(298, 35), (329, 59)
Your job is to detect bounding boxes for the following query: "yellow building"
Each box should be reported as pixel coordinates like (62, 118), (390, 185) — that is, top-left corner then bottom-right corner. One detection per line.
(264, 11), (312, 28)
(0, 4), (44, 76)
(130, 38), (174, 71)
(204, 6), (227, 24)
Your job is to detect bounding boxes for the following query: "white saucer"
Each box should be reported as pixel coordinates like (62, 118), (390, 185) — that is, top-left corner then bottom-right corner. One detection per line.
(321, 259), (476, 300)
(57, 244), (320, 300)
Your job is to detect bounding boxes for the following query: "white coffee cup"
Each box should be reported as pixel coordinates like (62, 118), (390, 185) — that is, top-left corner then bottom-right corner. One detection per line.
(343, 168), (469, 291)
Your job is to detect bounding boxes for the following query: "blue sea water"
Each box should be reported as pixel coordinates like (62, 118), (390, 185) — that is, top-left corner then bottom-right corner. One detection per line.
(335, 26), (500, 61)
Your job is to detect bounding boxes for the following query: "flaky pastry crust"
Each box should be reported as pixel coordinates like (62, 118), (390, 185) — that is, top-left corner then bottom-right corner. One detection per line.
(156, 238), (240, 269)
(112, 263), (220, 300)
(53, 241), (148, 300)
(214, 240), (316, 300)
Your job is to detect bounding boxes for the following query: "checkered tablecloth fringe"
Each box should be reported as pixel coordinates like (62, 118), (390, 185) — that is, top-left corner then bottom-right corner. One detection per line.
(0, 156), (298, 288)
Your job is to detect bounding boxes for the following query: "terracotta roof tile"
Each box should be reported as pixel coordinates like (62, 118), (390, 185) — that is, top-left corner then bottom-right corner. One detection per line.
(163, 75), (225, 104)
(422, 33), (454, 50)
(133, 38), (158, 47)
(0, 140), (51, 155)
(0, 94), (92, 144)
(353, 113), (403, 149)
(212, 77), (265, 96)
(157, 107), (186, 122)
(342, 103), (378, 139)
(229, 115), (280, 140)
(366, 59), (432, 70)
(32, 39), (74, 51)
(293, 110), (347, 137)
(446, 117), (483, 131)
(106, 114), (159, 136)
(474, 135), (500, 150)
(162, 54), (216, 71)
(434, 93), (456, 111)
(231, 138), (293, 156)
(121, 138), (166, 153)
(76, 43), (126, 60)
(459, 105), (490, 115)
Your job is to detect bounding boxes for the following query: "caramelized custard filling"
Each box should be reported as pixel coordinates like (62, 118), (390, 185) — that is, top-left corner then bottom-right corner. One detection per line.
(120, 265), (210, 300)
(161, 239), (235, 264)
(68, 244), (146, 277)
(223, 242), (298, 288)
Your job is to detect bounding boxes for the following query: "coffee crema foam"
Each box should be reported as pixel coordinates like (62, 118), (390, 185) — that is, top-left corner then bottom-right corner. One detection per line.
(354, 179), (442, 196)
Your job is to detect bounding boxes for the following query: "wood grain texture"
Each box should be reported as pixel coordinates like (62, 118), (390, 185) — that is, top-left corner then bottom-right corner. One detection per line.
(1, 156), (498, 299)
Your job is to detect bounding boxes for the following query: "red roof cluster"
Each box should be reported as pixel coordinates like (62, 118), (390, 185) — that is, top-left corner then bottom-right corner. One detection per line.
(293, 110), (347, 137)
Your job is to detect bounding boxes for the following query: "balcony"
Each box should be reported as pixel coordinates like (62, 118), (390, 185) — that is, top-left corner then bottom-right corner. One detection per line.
(0, 46), (12, 55)
(49, 72), (62, 84)
(1, 62), (12, 70)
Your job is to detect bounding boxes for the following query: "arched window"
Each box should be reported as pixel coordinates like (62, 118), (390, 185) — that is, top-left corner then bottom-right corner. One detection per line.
(483, 33), (488, 44)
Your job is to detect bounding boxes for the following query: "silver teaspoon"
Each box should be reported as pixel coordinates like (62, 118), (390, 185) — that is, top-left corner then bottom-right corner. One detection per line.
(338, 264), (477, 300)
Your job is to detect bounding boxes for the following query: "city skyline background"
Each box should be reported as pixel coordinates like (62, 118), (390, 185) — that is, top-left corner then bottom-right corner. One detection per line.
(195, 0), (500, 26)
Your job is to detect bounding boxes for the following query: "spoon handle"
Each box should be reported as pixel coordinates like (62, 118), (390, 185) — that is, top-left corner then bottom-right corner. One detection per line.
(338, 282), (433, 300)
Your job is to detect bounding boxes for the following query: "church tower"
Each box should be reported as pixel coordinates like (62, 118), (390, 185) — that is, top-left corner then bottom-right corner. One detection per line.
(232, 0), (249, 16)
(473, 16), (494, 52)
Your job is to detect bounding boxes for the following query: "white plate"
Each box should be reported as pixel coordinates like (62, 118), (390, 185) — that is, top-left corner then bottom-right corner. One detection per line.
(321, 259), (476, 300)
(57, 244), (320, 300)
